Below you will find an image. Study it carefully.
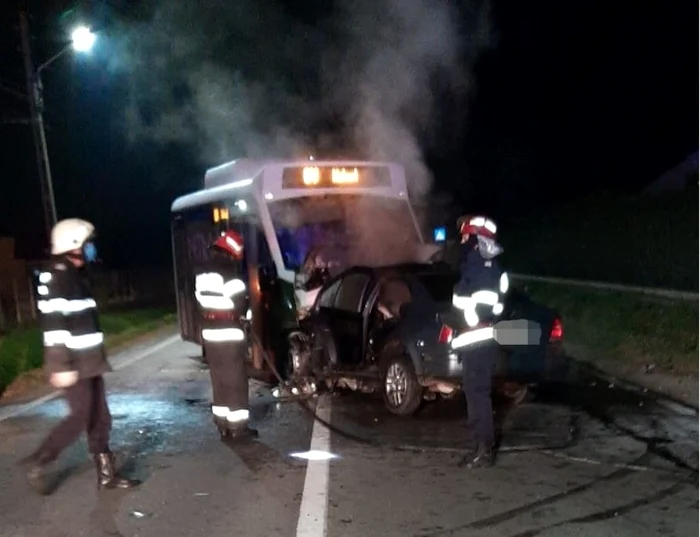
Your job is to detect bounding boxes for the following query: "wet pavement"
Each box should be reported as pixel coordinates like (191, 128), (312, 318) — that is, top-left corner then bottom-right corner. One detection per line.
(0, 335), (696, 537)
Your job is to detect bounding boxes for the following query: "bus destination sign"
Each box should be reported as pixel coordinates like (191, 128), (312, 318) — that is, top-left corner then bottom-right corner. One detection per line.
(281, 165), (392, 189)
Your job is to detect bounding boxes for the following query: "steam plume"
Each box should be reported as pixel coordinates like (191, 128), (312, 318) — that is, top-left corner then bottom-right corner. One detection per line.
(108, 0), (493, 201)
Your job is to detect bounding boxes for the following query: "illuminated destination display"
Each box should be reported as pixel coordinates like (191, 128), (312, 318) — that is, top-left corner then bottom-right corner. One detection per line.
(282, 165), (392, 189)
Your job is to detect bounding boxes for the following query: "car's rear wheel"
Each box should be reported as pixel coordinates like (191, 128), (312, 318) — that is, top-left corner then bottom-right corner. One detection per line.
(381, 353), (423, 416)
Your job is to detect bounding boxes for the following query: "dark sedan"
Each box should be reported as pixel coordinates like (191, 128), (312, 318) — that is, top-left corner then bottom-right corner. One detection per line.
(289, 262), (565, 415)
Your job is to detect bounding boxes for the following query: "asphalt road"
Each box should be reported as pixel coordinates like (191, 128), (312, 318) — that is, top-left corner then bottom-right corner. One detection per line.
(0, 332), (696, 537)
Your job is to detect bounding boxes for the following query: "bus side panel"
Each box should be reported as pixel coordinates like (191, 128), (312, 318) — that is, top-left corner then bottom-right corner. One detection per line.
(172, 214), (197, 343)
(173, 205), (221, 344)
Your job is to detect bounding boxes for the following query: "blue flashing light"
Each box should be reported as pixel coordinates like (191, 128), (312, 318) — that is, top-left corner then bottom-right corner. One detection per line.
(433, 226), (446, 242)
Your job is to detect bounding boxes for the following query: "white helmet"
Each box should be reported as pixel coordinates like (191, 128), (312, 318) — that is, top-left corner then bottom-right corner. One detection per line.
(51, 218), (95, 255)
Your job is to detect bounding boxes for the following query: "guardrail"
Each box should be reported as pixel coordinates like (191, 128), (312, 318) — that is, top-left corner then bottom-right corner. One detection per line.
(511, 273), (699, 302)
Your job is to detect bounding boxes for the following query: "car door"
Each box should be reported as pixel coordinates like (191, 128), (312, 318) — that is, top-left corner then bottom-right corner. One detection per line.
(326, 271), (371, 366)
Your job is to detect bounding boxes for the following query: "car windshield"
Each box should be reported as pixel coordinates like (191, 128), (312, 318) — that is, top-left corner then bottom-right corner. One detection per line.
(268, 194), (424, 271)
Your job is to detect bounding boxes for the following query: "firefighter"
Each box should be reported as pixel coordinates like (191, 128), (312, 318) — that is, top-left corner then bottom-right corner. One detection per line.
(195, 230), (256, 439)
(20, 218), (141, 495)
(450, 215), (509, 469)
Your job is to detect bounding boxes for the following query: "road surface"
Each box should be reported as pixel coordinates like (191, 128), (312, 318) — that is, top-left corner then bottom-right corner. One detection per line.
(0, 331), (696, 537)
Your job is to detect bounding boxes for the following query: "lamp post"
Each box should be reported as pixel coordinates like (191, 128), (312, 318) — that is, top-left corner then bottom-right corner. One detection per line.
(18, 11), (96, 244)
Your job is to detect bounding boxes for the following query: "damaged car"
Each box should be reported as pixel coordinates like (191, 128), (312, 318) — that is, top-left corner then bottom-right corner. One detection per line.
(284, 261), (566, 416)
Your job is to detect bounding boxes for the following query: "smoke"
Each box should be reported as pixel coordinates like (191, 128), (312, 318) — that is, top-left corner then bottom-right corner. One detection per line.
(324, 0), (492, 198)
(109, 0), (492, 194)
(108, 0), (323, 163)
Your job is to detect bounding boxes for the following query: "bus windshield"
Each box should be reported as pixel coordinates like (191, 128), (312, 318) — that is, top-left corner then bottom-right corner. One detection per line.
(268, 194), (424, 271)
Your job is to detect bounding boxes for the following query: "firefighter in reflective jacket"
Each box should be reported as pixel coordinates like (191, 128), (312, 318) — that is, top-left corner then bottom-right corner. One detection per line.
(20, 219), (141, 495)
(195, 230), (256, 439)
(450, 215), (509, 469)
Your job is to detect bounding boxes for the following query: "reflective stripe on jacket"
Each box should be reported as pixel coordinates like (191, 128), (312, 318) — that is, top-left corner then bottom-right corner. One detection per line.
(37, 258), (109, 378)
(194, 267), (247, 343)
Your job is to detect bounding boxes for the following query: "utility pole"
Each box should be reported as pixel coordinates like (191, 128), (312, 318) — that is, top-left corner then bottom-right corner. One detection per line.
(19, 8), (57, 248)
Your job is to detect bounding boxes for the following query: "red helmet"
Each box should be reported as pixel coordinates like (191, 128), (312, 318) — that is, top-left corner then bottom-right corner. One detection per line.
(457, 215), (497, 239)
(212, 230), (244, 260)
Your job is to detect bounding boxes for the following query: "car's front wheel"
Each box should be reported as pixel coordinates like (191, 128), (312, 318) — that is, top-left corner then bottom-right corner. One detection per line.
(381, 353), (423, 416)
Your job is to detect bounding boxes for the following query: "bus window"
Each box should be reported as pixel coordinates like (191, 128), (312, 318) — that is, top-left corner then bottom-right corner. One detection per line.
(274, 221), (347, 272)
(268, 194), (420, 271)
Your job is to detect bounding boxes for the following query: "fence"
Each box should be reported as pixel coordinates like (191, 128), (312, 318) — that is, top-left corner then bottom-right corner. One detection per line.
(440, 238), (698, 301)
(1, 264), (695, 332)
(511, 273), (699, 302)
(0, 268), (174, 332)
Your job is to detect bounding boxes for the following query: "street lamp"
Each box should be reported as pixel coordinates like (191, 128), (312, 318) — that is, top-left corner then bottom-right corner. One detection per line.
(71, 26), (97, 53)
(18, 14), (97, 244)
(34, 25), (97, 229)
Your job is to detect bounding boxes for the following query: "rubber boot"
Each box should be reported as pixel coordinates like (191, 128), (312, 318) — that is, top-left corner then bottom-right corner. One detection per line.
(224, 421), (258, 440)
(458, 443), (495, 469)
(18, 449), (54, 496)
(213, 415), (257, 440)
(93, 452), (141, 490)
(213, 416), (231, 438)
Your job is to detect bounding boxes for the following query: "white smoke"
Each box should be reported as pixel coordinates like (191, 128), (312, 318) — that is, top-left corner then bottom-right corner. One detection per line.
(107, 0), (321, 163)
(108, 0), (493, 191)
(325, 0), (492, 197)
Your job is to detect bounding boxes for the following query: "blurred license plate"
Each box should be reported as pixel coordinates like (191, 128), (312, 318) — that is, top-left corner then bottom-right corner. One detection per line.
(493, 319), (541, 346)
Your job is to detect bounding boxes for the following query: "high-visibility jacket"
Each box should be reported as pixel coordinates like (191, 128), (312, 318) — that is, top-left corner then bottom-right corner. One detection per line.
(36, 257), (109, 378)
(194, 262), (248, 344)
(450, 245), (509, 351)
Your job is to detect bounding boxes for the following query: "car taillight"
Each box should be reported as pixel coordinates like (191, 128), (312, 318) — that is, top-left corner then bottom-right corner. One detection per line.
(438, 325), (453, 344)
(550, 318), (563, 341)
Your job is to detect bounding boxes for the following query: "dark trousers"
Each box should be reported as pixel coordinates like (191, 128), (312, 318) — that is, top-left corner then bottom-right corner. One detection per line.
(460, 342), (498, 448)
(38, 376), (112, 460)
(206, 341), (249, 413)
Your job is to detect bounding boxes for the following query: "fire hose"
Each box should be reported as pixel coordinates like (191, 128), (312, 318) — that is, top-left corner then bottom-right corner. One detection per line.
(249, 333), (580, 456)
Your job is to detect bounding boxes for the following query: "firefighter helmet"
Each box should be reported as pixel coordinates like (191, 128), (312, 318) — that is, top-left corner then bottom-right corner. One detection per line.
(212, 230), (245, 260)
(456, 215), (497, 239)
(51, 218), (95, 255)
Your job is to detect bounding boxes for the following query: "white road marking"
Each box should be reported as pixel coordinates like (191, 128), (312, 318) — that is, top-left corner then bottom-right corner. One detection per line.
(297, 394), (332, 537)
(0, 334), (181, 423)
(110, 334), (181, 371)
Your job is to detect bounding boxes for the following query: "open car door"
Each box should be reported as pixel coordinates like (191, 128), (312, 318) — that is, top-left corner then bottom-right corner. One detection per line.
(315, 270), (373, 367)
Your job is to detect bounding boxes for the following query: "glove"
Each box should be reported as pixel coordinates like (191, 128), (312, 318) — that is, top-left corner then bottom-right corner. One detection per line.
(50, 371), (79, 388)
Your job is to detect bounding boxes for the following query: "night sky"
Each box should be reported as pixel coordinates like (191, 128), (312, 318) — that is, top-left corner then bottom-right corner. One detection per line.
(0, 0), (697, 268)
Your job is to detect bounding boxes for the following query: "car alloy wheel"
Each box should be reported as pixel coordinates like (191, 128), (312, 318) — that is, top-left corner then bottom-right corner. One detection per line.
(385, 362), (408, 408)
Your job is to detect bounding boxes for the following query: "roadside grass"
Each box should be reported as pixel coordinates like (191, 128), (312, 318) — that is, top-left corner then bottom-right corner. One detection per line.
(0, 308), (176, 397)
(501, 192), (698, 291)
(521, 281), (699, 375)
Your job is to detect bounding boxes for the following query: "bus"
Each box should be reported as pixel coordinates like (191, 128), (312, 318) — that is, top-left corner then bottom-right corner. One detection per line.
(170, 158), (430, 376)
